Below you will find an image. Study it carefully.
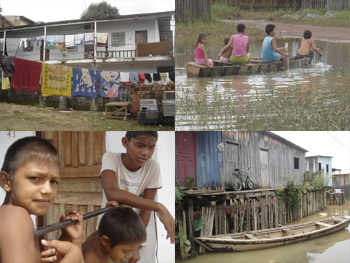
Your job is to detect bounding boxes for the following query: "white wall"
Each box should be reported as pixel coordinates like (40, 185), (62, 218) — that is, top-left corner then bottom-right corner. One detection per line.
(105, 131), (175, 263)
(0, 131), (36, 226)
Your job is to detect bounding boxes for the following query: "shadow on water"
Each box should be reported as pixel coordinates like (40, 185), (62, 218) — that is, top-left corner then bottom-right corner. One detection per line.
(177, 201), (350, 263)
(175, 36), (350, 130)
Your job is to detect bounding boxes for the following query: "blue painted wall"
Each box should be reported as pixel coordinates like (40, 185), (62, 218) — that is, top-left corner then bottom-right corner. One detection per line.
(195, 131), (222, 188)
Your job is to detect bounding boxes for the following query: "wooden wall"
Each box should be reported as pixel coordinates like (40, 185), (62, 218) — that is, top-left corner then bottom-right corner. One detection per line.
(38, 131), (105, 241)
(176, 0), (212, 22)
(222, 131), (306, 189)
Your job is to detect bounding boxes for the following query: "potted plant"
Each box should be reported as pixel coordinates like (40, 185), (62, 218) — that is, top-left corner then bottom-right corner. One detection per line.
(185, 176), (197, 190)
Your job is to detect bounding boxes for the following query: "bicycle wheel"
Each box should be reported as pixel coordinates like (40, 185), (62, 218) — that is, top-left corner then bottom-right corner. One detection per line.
(232, 176), (242, 191)
(246, 177), (254, 190)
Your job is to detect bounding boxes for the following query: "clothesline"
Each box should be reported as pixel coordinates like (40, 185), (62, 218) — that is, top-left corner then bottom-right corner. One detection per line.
(2, 57), (175, 99)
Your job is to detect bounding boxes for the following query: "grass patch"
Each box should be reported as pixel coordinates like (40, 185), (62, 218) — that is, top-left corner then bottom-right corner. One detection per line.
(176, 83), (350, 131)
(177, 3), (350, 37)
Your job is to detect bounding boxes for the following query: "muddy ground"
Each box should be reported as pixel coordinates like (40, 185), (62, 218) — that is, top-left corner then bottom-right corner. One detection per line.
(236, 20), (350, 42)
(0, 102), (174, 131)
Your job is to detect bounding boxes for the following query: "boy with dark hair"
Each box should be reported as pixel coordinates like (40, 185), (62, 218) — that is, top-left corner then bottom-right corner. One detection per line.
(83, 206), (147, 263)
(99, 131), (174, 263)
(262, 24), (289, 63)
(0, 136), (83, 263)
(296, 29), (323, 60)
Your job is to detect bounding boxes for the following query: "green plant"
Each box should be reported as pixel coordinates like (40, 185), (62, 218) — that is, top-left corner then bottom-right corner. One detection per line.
(276, 177), (301, 214)
(185, 176), (197, 189)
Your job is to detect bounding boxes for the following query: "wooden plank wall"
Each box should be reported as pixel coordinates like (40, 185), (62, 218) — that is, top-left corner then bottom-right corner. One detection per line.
(179, 188), (326, 258)
(39, 131), (105, 241)
(176, 0), (211, 22)
(213, 0), (297, 9)
(222, 131), (306, 189)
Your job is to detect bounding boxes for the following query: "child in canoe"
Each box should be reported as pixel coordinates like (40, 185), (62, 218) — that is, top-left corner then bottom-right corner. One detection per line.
(217, 38), (232, 63)
(194, 33), (213, 67)
(262, 24), (289, 63)
(217, 24), (251, 64)
(296, 30), (323, 59)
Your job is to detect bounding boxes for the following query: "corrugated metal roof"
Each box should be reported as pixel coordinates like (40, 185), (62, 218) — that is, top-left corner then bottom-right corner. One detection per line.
(0, 11), (174, 32)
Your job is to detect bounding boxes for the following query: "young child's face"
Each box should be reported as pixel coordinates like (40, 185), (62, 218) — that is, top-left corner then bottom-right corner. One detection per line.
(107, 242), (141, 262)
(122, 135), (156, 170)
(270, 28), (276, 36)
(7, 160), (59, 216)
(201, 36), (207, 45)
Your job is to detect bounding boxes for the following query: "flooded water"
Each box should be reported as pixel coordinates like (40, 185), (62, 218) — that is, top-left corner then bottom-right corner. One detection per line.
(175, 36), (350, 130)
(177, 201), (350, 263)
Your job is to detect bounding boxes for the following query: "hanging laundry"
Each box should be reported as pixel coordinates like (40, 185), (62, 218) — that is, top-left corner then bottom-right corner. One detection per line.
(168, 72), (175, 82)
(46, 35), (65, 49)
(144, 73), (152, 83)
(65, 35), (75, 47)
(85, 33), (95, 45)
(138, 73), (146, 84)
(74, 34), (85, 46)
(11, 57), (42, 92)
(97, 33), (108, 47)
(0, 54), (15, 73)
(153, 73), (161, 82)
(2, 77), (10, 90)
(72, 68), (99, 98)
(41, 64), (72, 96)
(129, 72), (139, 84)
(100, 71), (120, 98)
(120, 72), (129, 82)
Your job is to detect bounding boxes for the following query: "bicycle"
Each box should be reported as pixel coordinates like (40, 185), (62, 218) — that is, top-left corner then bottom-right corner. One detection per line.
(231, 167), (254, 191)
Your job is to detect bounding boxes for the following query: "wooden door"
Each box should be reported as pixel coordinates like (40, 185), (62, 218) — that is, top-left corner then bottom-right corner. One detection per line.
(38, 131), (105, 241)
(176, 132), (196, 186)
(225, 141), (239, 176)
(135, 30), (148, 44)
(260, 149), (270, 188)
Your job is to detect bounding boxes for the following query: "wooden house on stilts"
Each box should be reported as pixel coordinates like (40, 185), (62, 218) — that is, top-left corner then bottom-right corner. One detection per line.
(176, 131), (327, 259)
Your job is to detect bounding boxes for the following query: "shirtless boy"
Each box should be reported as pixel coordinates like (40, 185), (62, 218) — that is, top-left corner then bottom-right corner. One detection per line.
(296, 30), (323, 59)
(0, 136), (83, 263)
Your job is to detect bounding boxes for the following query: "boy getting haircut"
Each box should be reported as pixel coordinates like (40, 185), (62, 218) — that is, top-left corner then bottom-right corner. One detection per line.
(125, 131), (158, 141)
(83, 206), (147, 263)
(98, 206), (147, 247)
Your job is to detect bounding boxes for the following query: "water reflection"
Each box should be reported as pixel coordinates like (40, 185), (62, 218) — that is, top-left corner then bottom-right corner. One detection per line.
(177, 201), (350, 263)
(175, 36), (350, 130)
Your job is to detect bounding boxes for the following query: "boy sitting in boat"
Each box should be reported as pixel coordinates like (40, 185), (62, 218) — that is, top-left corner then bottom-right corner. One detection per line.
(0, 136), (84, 263)
(82, 206), (147, 263)
(217, 38), (232, 63)
(262, 24), (289, 63)
(218, 23), (251, 64)
(296, 30), (323, 60)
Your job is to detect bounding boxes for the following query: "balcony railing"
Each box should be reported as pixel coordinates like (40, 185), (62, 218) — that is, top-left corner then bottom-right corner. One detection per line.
(96, 50), (136, 59)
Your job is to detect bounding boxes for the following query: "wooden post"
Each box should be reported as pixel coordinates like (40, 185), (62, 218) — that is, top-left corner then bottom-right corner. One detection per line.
(187, 197), (196, 258)
(234, 201), (238, 233)
(253, 198), (257, 231)
(178, 211), (188, 260)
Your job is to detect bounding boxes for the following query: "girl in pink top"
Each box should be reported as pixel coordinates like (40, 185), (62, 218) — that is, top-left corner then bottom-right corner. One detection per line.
(194, 33), (213, 67)
(218, 24), (251, 64)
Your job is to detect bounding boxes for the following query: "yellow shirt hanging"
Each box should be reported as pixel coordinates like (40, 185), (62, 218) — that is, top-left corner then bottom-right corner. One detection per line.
(41, 64), (72, 97)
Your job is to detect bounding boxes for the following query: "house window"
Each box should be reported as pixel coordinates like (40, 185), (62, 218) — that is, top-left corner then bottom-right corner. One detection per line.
(326, 164), (329, 173)
(111, 32), (125, 47)
(294, 157), (299, 169)
(318, 163), (322, 171)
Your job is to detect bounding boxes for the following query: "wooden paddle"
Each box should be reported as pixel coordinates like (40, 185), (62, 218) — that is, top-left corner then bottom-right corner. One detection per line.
(284, 42), (289, 70)
(34, 206), (113, 237)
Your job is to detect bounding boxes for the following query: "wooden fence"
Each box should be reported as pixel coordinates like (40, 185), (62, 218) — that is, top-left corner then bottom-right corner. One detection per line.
(213, 0), (298, 9)
(177, 188), (326, 259)
(176, 0), (212, 22)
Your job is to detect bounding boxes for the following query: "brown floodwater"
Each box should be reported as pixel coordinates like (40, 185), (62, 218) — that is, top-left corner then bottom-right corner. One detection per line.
(175, 36), (350, 130)
(177, 201), (350, 263)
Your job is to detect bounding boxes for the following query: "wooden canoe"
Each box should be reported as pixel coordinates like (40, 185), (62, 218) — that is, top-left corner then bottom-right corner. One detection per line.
(195, 217), (350, 252)
(186, 56), (312, 78)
